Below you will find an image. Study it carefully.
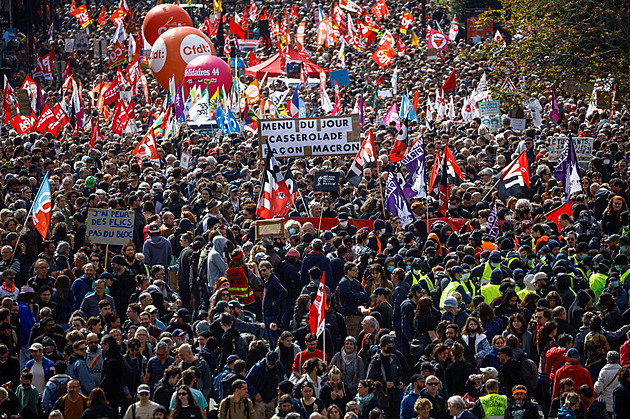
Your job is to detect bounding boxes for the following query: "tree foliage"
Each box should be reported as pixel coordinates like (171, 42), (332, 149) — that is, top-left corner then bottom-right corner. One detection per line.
(473, 0), (630, 103)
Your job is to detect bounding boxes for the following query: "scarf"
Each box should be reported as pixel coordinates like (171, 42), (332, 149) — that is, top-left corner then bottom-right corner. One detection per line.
(341, 349), (355, 364)
(355, 392), (374, 413)
(1, 283), (15, 293)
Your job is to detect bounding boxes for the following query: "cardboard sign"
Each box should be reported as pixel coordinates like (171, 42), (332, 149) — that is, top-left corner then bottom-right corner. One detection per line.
(425, 48), (438, 61)
(94, 40), (109, 59)
(481, 115), (501, 132)
(313, 171), (340, 192)
(180, 153), (191, 169)
(548, 137), (594, 162)
(329, 69), (350, 87)
(64, 38), (75, 53)
(255, 218), (284, 239)
(75, 34), (89, 50)
(478, 100), (500, 117)
(510, 118), (527, 130)
(16, 89), (31, 115)
(86, 209), (135, 246)
(258, 114), (361, 158)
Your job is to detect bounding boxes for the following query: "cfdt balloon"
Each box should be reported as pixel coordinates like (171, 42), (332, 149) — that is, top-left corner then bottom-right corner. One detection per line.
(184, 55), (233, 96)
(150, 27), (217, 91)
(142, 4), (193, 46)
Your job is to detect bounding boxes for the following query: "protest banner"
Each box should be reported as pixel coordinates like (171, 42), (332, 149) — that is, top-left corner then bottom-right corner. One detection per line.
(258, 114), (361, 158)
(548, 137), (594, 162)
(86, 209), (135, 246)
(313, 171), (340, 191)
(478, 100), (501, 117)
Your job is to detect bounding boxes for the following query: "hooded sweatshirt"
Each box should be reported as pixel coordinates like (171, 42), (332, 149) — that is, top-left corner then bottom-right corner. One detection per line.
(568, 290), (591, 328)
(142, 235), (172, 269)
(207, 236), (228, 290)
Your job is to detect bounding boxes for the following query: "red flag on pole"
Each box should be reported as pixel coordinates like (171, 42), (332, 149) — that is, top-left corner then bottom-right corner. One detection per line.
(546, 201), (573, 230)
(440, 69), (457, 93)
(309, 272), (328, 337)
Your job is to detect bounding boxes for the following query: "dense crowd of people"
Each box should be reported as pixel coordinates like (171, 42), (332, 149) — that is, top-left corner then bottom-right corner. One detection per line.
(1, 0), (630, 418)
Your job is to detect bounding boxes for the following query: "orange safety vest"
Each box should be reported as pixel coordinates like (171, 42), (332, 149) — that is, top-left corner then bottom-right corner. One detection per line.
(226, 266), (255, 305)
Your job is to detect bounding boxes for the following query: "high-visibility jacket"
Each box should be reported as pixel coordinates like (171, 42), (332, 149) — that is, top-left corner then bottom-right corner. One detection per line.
(226, 266), (255, 305)
(418, 274), (435, 291)
(480, 262), (494, 285)
(589, 272), (608, 299)
(621, 268), (630, 284)
(440, 280), (464, 308)
(479, 393), (508, 419)
(480, 284), (501, 304)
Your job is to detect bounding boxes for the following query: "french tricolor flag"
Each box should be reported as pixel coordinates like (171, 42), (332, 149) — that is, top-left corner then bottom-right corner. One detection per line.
(289, 85), (300, 118)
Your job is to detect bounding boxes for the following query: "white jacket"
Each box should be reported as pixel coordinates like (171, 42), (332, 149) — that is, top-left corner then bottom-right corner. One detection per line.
(594, 362), (621, 412)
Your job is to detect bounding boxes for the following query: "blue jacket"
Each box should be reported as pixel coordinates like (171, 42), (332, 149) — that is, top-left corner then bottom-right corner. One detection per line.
(25, 356), (55, 380)
(300, 251), (333, 287)
(262, 273), (287, 317)
(245, 358), (286, 399)
(17, 302), (36, 347)
(392, 281), (411, 325)
(67, 354), (96, 396)
(143, 236), (172, 269)
(482, 317), (503, 341)
(400, 391), (420, 419)
(42, 373), (71, 414)
(79, 292), (115, 318)
(71, 276), (93, 311)
(557, 405), (577, 419)
(338, 276), (369, 316)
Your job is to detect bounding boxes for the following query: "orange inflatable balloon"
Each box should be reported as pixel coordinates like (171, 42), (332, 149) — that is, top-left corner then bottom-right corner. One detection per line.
(142, 4), (193, 46)
(150, 27), (217, 91)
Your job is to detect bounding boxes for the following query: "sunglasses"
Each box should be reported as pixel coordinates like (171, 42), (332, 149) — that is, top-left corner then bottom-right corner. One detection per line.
(178, 392), (188, 396)
(427, 383), (439, 386)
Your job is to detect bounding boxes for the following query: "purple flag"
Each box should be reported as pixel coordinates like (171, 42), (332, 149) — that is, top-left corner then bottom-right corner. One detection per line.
(386, 169), (415, 227)
(359, 94), (365, 126)
(383, 102), (401, 131)
(402, 136), (427, 199)
(550, 88), (560, 122)
(487, 199), (499, 240)
(552, 134), (582, 202)
(175, 82), (185, 122)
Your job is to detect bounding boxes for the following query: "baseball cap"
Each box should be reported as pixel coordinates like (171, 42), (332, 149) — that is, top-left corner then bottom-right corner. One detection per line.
(498, 347), (513, 358)
(172, 329), (186, 337)
(443, 296), (458, 308)
(480, 367), (499, 379)
(228, 300), (243, 309)
(254, 252), (269, 261)
(420, 362), (436, 372)
(370, 287), (389, 298)
(451, 266), (464, 274)
(266, 351), (279, 365)
(29, 343), (44, 351)
(137, 384), (151, 394)
(226, 355), (240, 364)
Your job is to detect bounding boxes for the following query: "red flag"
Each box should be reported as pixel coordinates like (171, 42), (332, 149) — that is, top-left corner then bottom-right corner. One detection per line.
(71, 5), (92, 27)
(97, 6), (107, 30)
(438, 151), (449, 216)
(102, 77), (120, 106)
(400, 11), (414, 34)
(427, 28), (449, 51)
(546, 201), (573, 230)
(133, 128), (159, 163)
(309, 272), (328, 337)
(229, 17), (246, 39)
(2, 77), (16, 123)
(249, 51), (261, 66)
(278, 42), (288, 73)
(412, 90), (419, 112)
(53, 104), (69, 126)
(110, 100), (129, 134)
(35, 105), (56, 132)
(110, 7), (127, 25)
(256, 147), (292, 219)
(370, 0), (389, 21)
(90, 117), (103, 147)
(62, 62), (72, 81)
(499, 150), (530, 188)
(440, 69), (457, 93)
(389, 122), (408, 163)
(9, 115), (37, 135)
(371, 42), (396, 68)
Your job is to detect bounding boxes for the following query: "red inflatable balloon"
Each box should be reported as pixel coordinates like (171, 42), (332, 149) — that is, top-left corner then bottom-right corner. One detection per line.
(184, 55), (233, 96)
(142, 4), (193, 46)
(150, 27), (217, 91)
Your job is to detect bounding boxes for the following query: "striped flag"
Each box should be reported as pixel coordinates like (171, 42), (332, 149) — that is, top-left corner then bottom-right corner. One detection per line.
(32, 172), (52, 238)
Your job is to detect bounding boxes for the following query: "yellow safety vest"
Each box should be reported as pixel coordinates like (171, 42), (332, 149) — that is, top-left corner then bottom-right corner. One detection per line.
(462, 280), (476, 297)
(479, 393), (508, 419)
(621, 268), (630, 284)
(440, 280), (463, 308)
(417, 274), (435, 291)
(517, 288), (535, 300)
(589, 272), (608, 299)
(480, 284), (501, 304)
(480, 262), (494, 285)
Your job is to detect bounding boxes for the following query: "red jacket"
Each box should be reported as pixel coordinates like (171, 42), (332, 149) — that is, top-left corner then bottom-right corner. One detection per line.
(621, 341), (630, 365)
(552, 362), (593, 398)
(546, 346), (568, 381)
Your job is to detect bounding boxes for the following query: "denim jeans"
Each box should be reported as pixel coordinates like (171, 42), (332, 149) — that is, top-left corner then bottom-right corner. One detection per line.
(262, 314), (279, 349)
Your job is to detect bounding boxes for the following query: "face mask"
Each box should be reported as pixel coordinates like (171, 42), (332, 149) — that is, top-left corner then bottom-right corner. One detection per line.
(521, 257), (528, 263)
(480, 259), (486, 264)
(505, 215), (512, 221)
(288, 228), (297, 235)
(386, 244), (394, 250)
(615, 265), (623, 272)
(462, 273), (470, 280)
(367, 258), (373, 264)
(413, 269), (421, 276)
(387, 266), (395, 273)
(604, 159), (611, 165)
(593, 264), (599, 270)
(323, 207), (329, 211)
(384, 346), (394, 354)
(406, 266), (411, 272)
(490, 262), (499, 268)
(621, 246), (627, 252)
(611, 281), (620, 288)
(580, 254), (587, 260)
(340, 221), (348, 228)
(380, 229), (386, 234)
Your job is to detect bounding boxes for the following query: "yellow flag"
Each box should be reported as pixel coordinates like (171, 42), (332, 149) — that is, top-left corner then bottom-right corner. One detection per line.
(213, 0), (222, 14)
(411, 30), (420, 47)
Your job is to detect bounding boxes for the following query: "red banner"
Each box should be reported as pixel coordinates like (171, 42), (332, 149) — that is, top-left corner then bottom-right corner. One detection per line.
(284, 217), (475, 233)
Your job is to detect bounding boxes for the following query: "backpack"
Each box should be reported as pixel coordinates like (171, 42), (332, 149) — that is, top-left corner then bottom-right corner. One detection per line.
(233, 335), (248, 362)
(49, 377), (68, 403)
(520, 358), (539, 393)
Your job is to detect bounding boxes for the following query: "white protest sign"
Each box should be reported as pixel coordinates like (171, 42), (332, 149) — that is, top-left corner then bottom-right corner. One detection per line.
(548, 137), (594, 162)
(86, 209), (135, 246)
(64, 38), (75, 53)
(510, 118), (526, 130)
(181, 153), (191, 169)
(258, 114), (361, 158)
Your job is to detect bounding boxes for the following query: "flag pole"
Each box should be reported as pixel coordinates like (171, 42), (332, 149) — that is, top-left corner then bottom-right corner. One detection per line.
(12, 171), (49, 265)
(317, 192), (326, 234)
(376, 160), (386, 218)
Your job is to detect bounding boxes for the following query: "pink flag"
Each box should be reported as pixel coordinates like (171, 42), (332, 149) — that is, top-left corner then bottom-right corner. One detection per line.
(383, 102), (400, 131)
(550, 88), (560, 122)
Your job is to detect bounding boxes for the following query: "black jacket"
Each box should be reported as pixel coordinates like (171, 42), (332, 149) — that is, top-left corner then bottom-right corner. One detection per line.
(100, 347), (128, 407)
(153, 376), (176, 410)
(504, 400), (540, 419)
